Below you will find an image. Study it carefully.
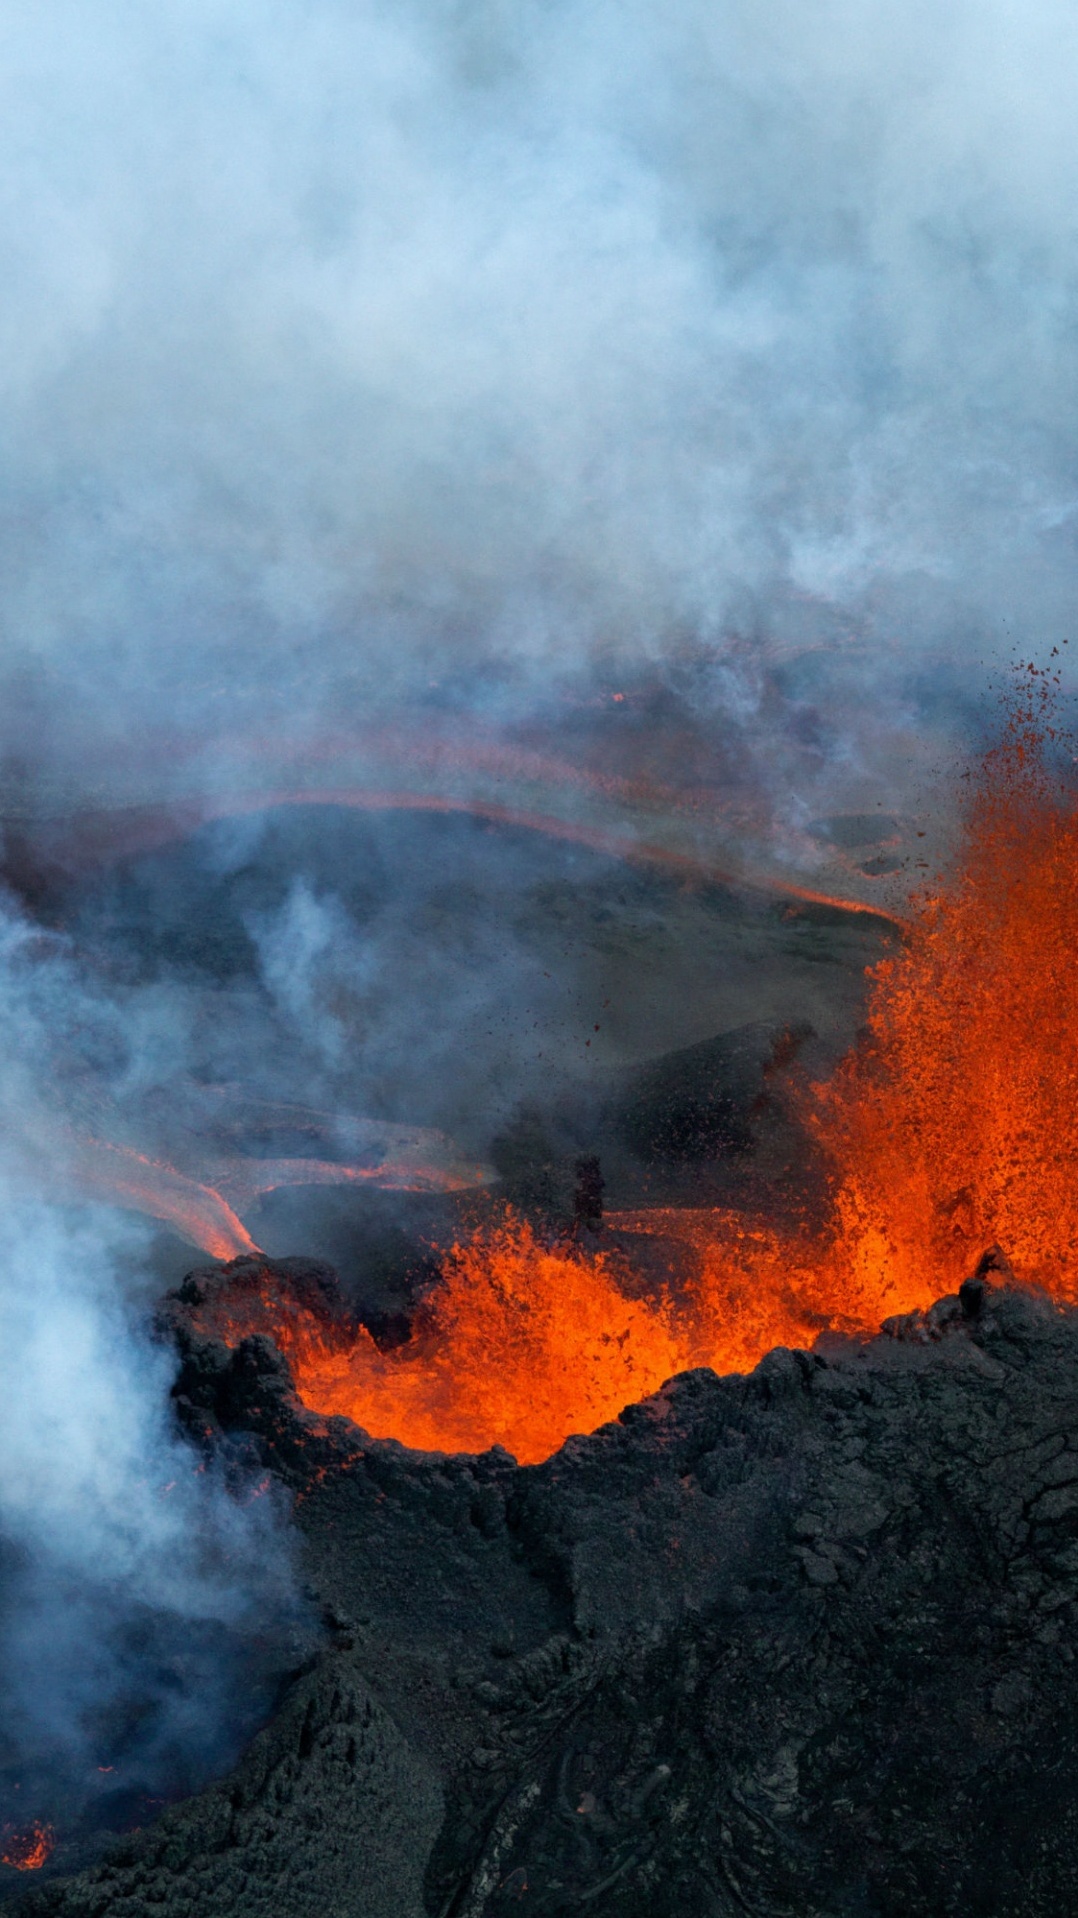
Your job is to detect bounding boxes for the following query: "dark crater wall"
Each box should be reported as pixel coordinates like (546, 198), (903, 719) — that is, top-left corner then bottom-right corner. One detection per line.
(10, 1259), (1078, 1917)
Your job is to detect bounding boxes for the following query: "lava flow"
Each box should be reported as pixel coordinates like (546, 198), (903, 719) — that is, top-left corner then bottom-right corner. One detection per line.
(192, 675), (1078, 1464)
(11, 707), (909, 920)
(57, 1111), (495, 1261)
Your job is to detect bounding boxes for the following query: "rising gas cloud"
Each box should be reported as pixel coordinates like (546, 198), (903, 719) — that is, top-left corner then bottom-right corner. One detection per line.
(0, 890), (309, 1845)
(0, 0), (1076, 791)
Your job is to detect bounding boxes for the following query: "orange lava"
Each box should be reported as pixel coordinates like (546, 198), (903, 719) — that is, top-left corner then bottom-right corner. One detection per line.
(806, 664), (1078, 1309)
(70, 1139), (260, 1261)
(2, 1824), (54, 1871)
(282, 1215), (691, 1463)
(272, 1206), (889, 1463)
(64, 1131), (492, 1261)
(189, 673), (1078, 1462)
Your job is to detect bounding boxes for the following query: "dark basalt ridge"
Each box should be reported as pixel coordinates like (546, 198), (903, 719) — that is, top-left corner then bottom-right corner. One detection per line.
(12, 1255), (1078, 1917)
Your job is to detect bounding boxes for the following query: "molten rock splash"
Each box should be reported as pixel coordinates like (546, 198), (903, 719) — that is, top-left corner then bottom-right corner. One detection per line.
(166, 680), (1078, 1463)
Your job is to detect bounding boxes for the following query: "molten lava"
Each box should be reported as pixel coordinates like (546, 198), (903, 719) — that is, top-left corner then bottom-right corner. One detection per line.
(61, 1111), (494, 1261)
(70, 1140), (259, 1261)
(191, 677), (1078, 1464)
(281, 1216), (691, 1463)
(246, 1207), (882, 1463)
(804, 681), (1078, 1307)
(2, 1823), (54, 1871)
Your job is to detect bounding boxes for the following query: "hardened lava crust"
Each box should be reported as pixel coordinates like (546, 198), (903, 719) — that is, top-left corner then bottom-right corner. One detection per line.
(12, 1255), (1078, 1918)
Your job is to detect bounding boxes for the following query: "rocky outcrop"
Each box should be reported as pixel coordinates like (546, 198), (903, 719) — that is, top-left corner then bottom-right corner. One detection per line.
(13, 1260), (1078, 1916)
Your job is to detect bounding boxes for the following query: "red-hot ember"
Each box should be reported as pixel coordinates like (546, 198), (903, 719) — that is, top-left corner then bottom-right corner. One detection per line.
(2, 1824), (54, 1871)
(192, 679), (1078, 1464)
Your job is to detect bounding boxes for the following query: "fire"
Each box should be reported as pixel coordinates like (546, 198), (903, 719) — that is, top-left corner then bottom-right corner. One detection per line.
(2, 1823), (54, 1871)
(193, 675), (1078, 1463)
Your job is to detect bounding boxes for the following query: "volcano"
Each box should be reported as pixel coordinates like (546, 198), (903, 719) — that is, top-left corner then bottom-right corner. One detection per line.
(7, 0), (1078, 1901)
(7, 687), (1078, 1915)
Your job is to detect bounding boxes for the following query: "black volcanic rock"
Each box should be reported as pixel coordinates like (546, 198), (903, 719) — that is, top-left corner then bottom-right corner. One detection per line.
(611, 1019), (814, 1166)
(13, 1263), (1078, 1916)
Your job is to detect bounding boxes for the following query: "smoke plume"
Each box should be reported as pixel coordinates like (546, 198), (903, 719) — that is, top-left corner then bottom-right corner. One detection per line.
(0, 0), (1075, 791)
(0, 889), (309, 1844)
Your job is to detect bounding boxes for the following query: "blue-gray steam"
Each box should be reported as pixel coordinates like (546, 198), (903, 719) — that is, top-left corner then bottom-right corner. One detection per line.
(0, 890), (307, 1838)
(0, 1198), (301, 1789)
(0, 0), (1076, 778)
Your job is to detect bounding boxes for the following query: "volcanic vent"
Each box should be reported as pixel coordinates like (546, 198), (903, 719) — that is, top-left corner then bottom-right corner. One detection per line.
(10, 682), (1078, 1914)
(119, 675), (1078, 1473)
(23, 1246), (1078, 1917)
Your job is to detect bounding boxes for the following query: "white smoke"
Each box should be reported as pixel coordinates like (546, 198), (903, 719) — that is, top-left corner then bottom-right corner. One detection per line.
(0, 1186), (305, 1815)
(0, 892), (306, 1829)
(0, 1192), (295, 1606)
(0, 0), (1075, 778)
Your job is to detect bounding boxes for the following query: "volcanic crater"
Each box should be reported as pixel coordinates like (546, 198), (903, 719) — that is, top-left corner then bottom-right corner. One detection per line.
(15, 1252), (1078, 1918)
(7, 694), (1078, 1915)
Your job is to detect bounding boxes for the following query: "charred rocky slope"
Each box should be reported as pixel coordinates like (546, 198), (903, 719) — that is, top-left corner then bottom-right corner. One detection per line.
(14, 1257), (1078, 1918)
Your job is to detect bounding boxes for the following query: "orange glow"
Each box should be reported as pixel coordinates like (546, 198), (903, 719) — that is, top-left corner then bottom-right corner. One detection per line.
(230, 1206), (886, 1462)
(187, 1217), (690, 1463)
(285, 1216), (690, 1463)
(803, 666), (1078, 1307)
(69, 1138), (260, 1261)
(182, 677), (1078, 1462)
(36, 784), (899, 924)
(2, 1824), (54, 1871)
(191, 1200), (881, 1461)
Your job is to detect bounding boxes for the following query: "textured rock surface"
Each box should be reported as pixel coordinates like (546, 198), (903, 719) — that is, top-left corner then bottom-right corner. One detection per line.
(12, 1259), (1078, 1916)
